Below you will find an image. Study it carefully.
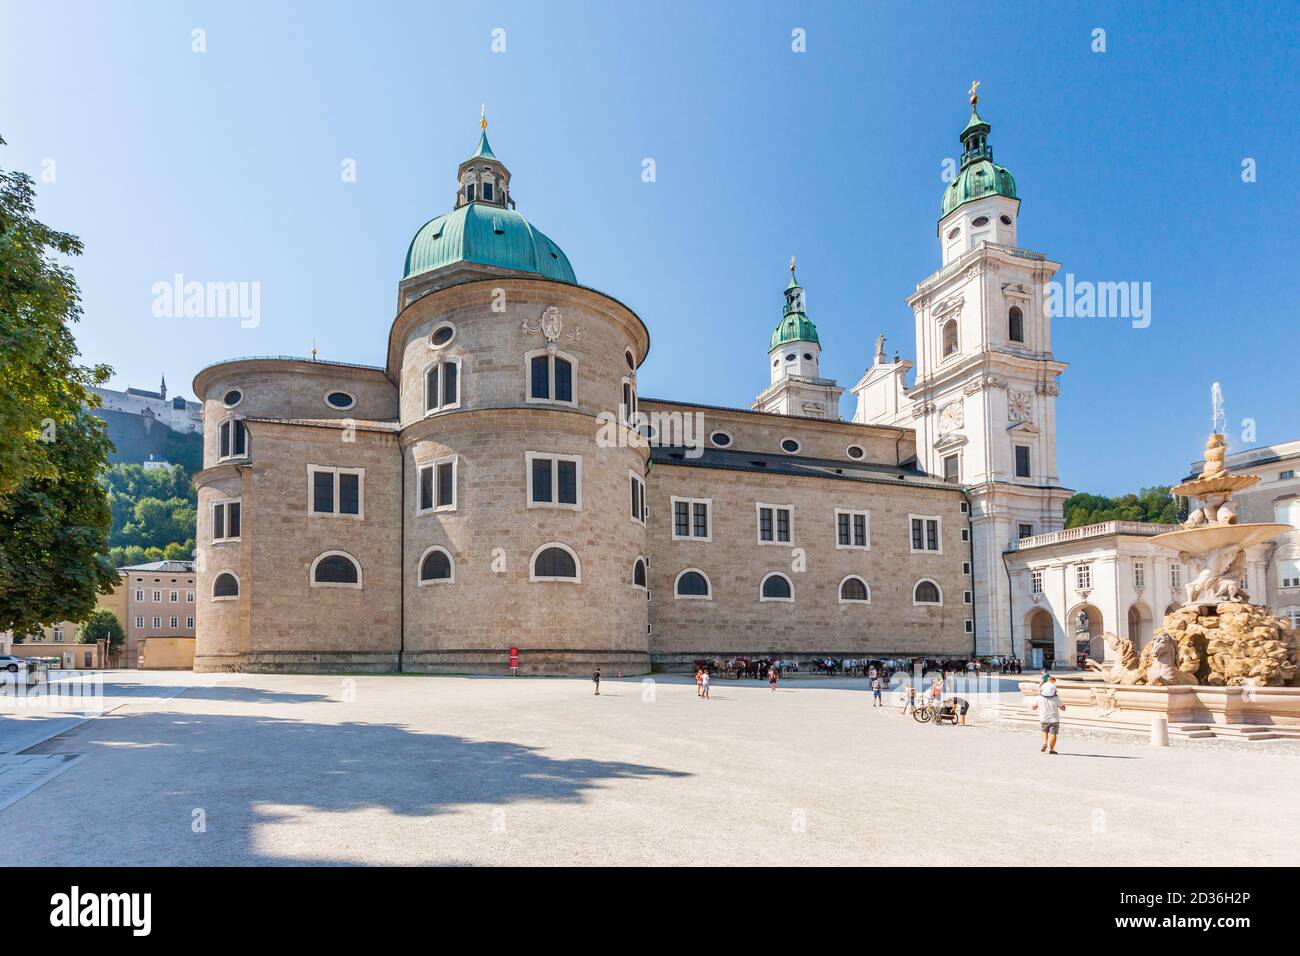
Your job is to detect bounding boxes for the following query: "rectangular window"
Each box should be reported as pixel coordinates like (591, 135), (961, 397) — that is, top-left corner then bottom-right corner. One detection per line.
(135, 589), (144, 602)
(621, 378), (637, 426)
(482, 181), (493, 202)
(835, 509), (870, 549)
(964, 619), (974, 634)
(910, 515), (941, 553)
(757, 504), (791, 544)
(1279, 559), (1300, 589)
(943, 454), (960, 484)
(963, 590), (972, 605)
(1134, 561), (1146, 589)
(527, 453), (581, 509)
(135, 617), (144, 629)
(961, 528), (970, 542)
(1031, 569), (1043, 595)
(218, 418), (248, 460)
(1015, 445), (1031, 478)
(152, 590), (162, 603)
(962, 561), (972, 575)
(152, 617), (161, 629)
(187, 590), (195, 603)
(527, 353), (574, 404)
(53, 627), (64, 642)
(1076, 563), (1093, 591)
(425, 359), (461, 413)
(186, 617), (194, 628)
(213, 500), (242, 542)
(1018, 523), (1034, 540)
(530, 355), (549, 399)
(417, 457), (457, 513)
(671, 496), (711, 541)
(629, 473), (646, 524)
(1281, 470), (1295, 481)
(1170, 563), (1183, 589)
(169, 617), (178, 628)
(170, 590), (178, 603)
(308, 466), (364, 518)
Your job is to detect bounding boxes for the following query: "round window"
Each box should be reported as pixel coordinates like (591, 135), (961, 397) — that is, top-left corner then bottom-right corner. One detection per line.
(781, 438), (800, 454)
(947, 227), (960, 240)
(222, 389), (242, 408)
(846, 444), (865, 460)
(430, 324), (455, 348)
(1000, 215), (1012, 225)
(785, 353), (796, 362)
(710, 431), (733, 448)
(803, 353), (813, 361)
(971, 215), (990, 227)
(325, 391), (355, 410)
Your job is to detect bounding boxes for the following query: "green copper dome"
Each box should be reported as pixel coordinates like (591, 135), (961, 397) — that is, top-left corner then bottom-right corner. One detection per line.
(402, 120), (577, 284)
(403, 204), (576, 283)
(940, 109), (1017, 219)
(770, 271), (820, 349)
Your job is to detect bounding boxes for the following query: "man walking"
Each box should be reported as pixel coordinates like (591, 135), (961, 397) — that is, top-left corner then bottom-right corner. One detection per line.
(701, 668), (711, 700)
(592, 667), (601, 696)
(1031, 673), (1065, 753)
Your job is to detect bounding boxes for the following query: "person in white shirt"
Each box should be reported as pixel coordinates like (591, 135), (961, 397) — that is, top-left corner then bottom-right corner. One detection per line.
(1031, 673), (1065, 754)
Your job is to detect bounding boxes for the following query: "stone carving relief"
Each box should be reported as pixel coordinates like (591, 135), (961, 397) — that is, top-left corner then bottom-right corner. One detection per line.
(522, 305), (581, 353)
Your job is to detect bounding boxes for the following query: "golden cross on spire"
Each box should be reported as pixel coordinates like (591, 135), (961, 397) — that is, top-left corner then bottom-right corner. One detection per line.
(968, 80), (980, 107)
(789, 255), (797, 275)
(480, 104), (488, 130)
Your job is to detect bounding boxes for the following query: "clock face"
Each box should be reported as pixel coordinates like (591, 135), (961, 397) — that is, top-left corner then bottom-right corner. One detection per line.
(1008, 390), (1033, 422)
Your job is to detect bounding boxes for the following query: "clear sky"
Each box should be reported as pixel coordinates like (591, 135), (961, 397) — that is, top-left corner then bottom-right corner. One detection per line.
(2, 0), (1297, 494)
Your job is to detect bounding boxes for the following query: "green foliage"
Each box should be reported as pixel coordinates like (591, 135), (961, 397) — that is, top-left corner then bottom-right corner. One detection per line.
(0, 135), (111, 497)
(0, 405), (120, 634)
(79, 607), (125, 648)
(1063, 486), (1182, 528)
(99, 462), (196, 561)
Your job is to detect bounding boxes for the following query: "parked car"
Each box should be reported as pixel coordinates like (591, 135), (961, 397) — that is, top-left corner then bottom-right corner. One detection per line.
(0, 655), (26, 674)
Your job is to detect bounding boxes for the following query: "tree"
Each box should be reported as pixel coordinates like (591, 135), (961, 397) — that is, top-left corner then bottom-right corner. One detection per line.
(0, 135), (111, 497)
(79, 607), (125, 649)
(0, 390), (120, 635)
(1063, 486), (1182, 528)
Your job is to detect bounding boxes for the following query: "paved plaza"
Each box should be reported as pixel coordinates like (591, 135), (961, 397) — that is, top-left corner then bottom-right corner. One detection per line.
(1, 670), (1297, 866)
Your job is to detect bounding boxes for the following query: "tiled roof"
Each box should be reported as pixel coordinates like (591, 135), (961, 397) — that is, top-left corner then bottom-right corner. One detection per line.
(649, 445), (955, 490)
(119, 560), (195, 573)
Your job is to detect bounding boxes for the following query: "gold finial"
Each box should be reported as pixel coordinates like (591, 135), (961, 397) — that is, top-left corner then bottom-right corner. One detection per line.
(789, 255), (796, 275)
(968, 80), (980, 108)
(480, 104), (487, 131)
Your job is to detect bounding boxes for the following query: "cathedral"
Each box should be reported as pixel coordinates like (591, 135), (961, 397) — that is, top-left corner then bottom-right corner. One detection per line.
(191, 93), (1064, 674)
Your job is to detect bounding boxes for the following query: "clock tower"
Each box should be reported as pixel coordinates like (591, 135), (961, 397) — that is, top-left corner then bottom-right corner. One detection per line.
(852, 86), (1072, 656)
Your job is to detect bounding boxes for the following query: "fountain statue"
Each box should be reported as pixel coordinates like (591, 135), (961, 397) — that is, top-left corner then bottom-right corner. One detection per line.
(1086, 385), (1296, 688)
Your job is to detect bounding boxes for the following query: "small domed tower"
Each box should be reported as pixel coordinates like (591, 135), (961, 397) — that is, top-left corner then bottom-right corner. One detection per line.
(752, 259), (843, 420)
(938, 81), (1019, 265)
(455, 106), (513, 209)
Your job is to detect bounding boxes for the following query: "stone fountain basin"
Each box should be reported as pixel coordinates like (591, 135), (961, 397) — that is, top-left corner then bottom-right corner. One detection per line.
(1149, 522), (1293, 555)
(1018, 678), (1300, 728)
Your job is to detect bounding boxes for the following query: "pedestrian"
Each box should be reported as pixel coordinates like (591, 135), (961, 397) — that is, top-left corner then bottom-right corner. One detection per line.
(870, 675), (883, 707)
(768, 666), (778, 691)
(900, 685), (917, 715)
(592, 667), (601, 696)
(1031, 673), (1065, 753)
(949, 695), (971, 726)
(701, 668), (711, 700)
(695, 667), (704, 697)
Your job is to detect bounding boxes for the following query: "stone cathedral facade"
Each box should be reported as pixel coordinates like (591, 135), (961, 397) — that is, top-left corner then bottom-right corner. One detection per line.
(191, 101), (1049, 674)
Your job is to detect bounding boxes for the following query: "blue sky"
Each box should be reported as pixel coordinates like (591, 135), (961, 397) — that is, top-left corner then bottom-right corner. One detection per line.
(2, 0), (1297, 494)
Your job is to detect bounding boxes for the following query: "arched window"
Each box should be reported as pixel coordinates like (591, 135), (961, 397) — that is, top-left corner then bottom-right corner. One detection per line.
(425, 357), (462, 413)
(217, 417), (248, 461)
(531, 543), (580, 582)
(1008, 306), (1024, 343)
(632, 557), (647, 589)
(674, 569), (711, 600)
(310, 551), (362, 589)
(942, 319), (959, 357)
(913, 579), (942, 606)
(760, 572), (793, 602)
(212, 572), (239, 600)
(418, 547), (454, 585)
(839, 576), (870, 604)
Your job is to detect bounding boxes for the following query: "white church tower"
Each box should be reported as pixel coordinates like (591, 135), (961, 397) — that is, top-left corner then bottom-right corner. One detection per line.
(752, 259), (844, 420)
(852, 84), (1071, 656)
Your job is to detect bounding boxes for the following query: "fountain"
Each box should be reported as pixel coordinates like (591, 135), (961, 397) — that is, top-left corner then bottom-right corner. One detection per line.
(1015, 386), (1300, 738)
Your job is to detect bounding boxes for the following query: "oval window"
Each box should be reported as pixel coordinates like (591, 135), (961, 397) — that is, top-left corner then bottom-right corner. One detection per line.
(222, 389), (243, 408)
(947, 227), (959, 240)
(325, 391), (355, 410)
(846, 444), (865, 460)
(781, 438), (800, 454)
(710, 431), (733, 448)
(803, 353), (813, 361)
(785, 354), (796, 362)
(430, 324), (455, 348)
(625, 349), (635, 371)
(1000, 215), (1012, 225)
(971, 216), (990, 227)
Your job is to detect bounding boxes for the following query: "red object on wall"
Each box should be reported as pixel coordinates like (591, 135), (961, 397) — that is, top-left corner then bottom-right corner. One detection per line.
(509, 647), (519, 668)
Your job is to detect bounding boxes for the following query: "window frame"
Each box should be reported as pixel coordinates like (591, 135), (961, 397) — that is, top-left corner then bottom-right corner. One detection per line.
(212, 498), (242, 543)
(524, 348), (578, 406)
(673, 567), (712, 601)
(307, 464), (365, 520)
(1030, 569), (1044, 595)
(779, 437), (801, 455)
(416, 545), (455, 586)
(529, 542), (582, 584)
(629, 471), (647, 525)
(670, 496), (712, 542)
(632, 555), (648, 591)
(834, 508), (871, 550)
(309, 550), (363, 590)
(423, 355), (463, 415)
(755, 502), (793, 545)
(759, 571), (795, 603)
(1014, 444), (1032, 479)
(211, 571), (240, 602)
(415, 455), (458, 514)
(526, 451), (582, 511)
(838, 575), (871, 605)
(912, 577), (943, 607)
(709, 430), (734, 448)
(323, 389), (356, 411)
(620, 376), (638, 428)
(217, 416), (249, 462)
(909, 514), (943, 554)
(1076, 563), (1093, 591)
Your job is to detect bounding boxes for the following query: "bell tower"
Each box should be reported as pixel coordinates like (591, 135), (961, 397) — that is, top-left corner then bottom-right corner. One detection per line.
(752, 259), (843, 420)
